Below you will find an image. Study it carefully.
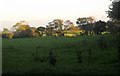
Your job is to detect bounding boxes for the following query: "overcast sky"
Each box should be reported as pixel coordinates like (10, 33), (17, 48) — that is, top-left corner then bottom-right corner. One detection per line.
(0, 0), (111, 30)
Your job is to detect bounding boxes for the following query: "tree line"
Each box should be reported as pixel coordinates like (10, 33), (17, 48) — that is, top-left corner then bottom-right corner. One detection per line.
(1, 17), (119, 38)
(1, 0), (120, 38)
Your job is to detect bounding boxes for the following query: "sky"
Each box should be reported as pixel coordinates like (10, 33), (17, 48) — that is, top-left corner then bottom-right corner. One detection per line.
(0, 0), (111, 31)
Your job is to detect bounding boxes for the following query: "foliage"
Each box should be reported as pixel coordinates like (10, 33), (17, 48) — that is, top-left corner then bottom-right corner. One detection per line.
(76, 17), (95, 35)
(37, 26), (46, 36)
(107, 1), (120, 24)
(30, 27), (40, 37)
(1, 15), (120, 38)
(12, 21), (43, 38)
(2, 28), (13, 38)
(64, 26), (84, 36)
(76, 17), (95, 26)
(12, 21), (32, 38)
(13, 21), (30, 31)
(64, 20), (74, 30)
(46, 22), (54, 36)
(106, 21), (118, 34)
(107, 1), (120, 34)
(93, 20), (107, 34)
(13, 29), (32, 38)
(46, 19), (72, 36)
(53, 19), (64, 36)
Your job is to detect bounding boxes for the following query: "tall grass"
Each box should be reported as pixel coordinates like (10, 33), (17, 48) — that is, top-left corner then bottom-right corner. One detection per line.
(0, 39), (2, 75)
(2, 35), (120, 75)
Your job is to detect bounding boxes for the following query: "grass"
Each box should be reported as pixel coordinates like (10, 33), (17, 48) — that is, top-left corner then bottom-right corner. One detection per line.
(0, 39), (2, 75)
(2, 35), (120, 75)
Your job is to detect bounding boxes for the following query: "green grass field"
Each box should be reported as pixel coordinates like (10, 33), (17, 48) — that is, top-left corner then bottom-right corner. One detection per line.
(0, 39), (2, 75)
(2, 35), (120, 75)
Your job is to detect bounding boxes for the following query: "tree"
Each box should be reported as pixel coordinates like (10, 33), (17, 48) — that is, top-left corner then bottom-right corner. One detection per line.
(46, 22), (54, 36)
(53, 19), (64, 36)
(110, 1), (120, 61)
(107, 1), (120, 34)
(107, 1), (120, 24)
(12, 21), (32, 38)
(76, 17), (95, 35)
(2, 28), (13, 38)
(19, 29), (32, 38)
(13, 21), (30, 31)
(66, 26), (81, 36)
(46, 19), (64, 36)
(37, 26), (46, 36)
(76, 17), (95, 26)
(64, 20), (74, 35)
(64, 20), (74, 30)
(93, 20), (106, 34)
(2, 28), (9, 38)
(13, 29), (32, 38)
(106, 21), (118, 34)
(30, 27), (40, 37)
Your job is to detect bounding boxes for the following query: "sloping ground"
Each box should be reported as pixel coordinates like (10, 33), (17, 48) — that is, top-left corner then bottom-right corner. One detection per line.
(2, 35), (120, 75)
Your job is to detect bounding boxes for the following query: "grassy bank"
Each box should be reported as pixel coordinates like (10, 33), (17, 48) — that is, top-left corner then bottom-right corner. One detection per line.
(2, 35), (120, 75)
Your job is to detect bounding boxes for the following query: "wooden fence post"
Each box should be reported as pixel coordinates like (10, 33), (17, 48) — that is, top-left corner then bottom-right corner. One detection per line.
(49, 50), (56, 66)
(77, 51), (82, 63)
(88, 48), (92, 65)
